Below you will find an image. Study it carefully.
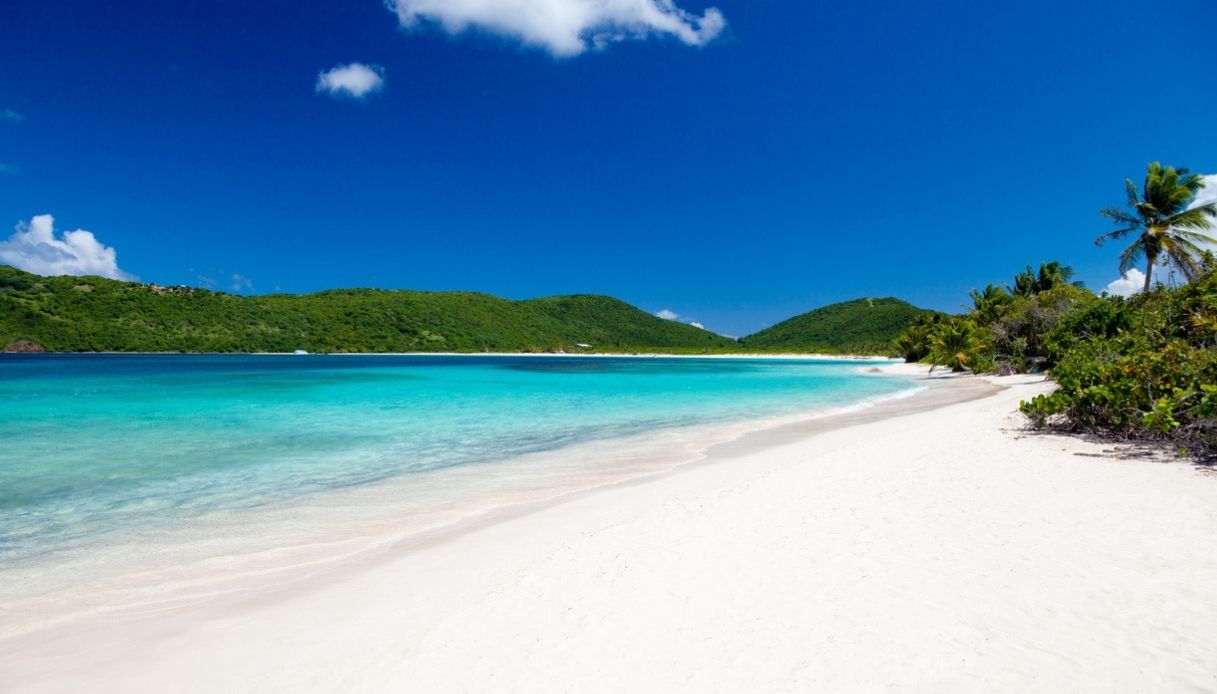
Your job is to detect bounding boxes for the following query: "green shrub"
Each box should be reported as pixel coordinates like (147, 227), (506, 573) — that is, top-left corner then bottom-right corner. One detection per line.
(987, 285), (1099, 371)
(1021, 269), (1217, 460)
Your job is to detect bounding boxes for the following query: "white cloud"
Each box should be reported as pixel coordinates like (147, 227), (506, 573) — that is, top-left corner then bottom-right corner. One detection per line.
(0, 214), (135, 280)
(656, 308), (710, 330)
(1196, 174), (1217, 206)
(1105, 269), (1145, 297)
(229, 273), (255, 293)
(387, 0), (726, 57)
(1193, 173), (1217, 259)
(316, 63), (386, 99)
(1, 108), (22, 123)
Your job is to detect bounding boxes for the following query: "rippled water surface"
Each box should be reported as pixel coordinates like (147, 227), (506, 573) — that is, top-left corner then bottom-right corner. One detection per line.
(0, 354), (910, 565)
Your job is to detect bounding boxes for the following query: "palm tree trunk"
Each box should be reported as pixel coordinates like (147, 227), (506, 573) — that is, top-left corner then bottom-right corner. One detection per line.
(1143, 254), (1155, 292)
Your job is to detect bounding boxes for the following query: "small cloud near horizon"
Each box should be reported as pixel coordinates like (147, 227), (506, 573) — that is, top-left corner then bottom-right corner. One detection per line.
(230, 273), (255, 293)
(192, 269), (256, 294)
(0, 214), (135, 280)
(386, 0), (726, 57)
(316, 63), (385, 99)
(655, 308), (711, 332)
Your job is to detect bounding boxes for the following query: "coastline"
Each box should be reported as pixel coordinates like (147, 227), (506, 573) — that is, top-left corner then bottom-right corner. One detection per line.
(3, 351), (900, 359)
(0, 362), (933, 639)
(4, 368), (1216, 691)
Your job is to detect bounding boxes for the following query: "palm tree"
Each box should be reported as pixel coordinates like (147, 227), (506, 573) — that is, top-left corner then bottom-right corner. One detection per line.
(1009, 262), (1081, 298)
(969, 283), (1012, 324)
(893, 313), (941, 363)
(1011, 267), (1037, 298)
(1033, 261), (1082, 292)
(927, 318), (987, 373)
(893, 323), (931, 363)
(1096, 162), (1217, 292)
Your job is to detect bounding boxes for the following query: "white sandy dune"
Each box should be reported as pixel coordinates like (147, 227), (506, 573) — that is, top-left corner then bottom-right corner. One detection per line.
(4, 373), (1217, 693)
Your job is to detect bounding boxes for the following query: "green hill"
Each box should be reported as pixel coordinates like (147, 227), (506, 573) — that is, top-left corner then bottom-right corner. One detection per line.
(739, 297), (939, 355)
(0, 265), (737, 354)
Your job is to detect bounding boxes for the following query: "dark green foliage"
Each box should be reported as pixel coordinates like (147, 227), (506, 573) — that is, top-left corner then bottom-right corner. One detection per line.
(986, 285), (1100, 372)
(1010, 262), (1083, 298)
(1022, 269), (1217, 460)
(739, 297), (939, 355)
(968, 284), (1014, 325)
(926, 317), (989, 372)
(0, 266), (737, 354)
(893, 260), (1093, 373)
(1041, 294), (1132, 358)
(893, 313), (942, 362)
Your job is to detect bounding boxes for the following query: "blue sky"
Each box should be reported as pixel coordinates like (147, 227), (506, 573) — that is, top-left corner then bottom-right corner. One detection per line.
(1, 0), (1214, 336)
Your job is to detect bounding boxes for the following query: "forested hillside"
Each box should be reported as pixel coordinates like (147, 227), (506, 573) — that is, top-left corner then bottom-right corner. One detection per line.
(739, 297), (938, 354)
(0, 266), (737, 354)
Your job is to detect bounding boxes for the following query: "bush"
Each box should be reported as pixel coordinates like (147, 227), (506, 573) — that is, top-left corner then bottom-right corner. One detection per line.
(1021, 269), (1217, 460)
(987, 284), (1098, 371)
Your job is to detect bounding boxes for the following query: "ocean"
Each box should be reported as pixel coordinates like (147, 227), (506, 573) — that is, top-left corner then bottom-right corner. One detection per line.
(0, 354), (915, 605)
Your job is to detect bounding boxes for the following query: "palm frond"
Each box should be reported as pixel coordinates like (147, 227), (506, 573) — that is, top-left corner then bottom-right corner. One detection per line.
(1100, 207), (1141, 225)
(1141, 162), (1198, 217)
(1166, 252), (1204, 282)
(1167, 207), (1217, 230)
(1162, 237), (1208, 280)
(1118, 241), (1145, 274)
(1184, 200), (1217, 223)
(1099, 208), (1143, 245)
(1179, 170), (1205, 195)
(1169, 227), (1217, 245)
(1095, 222), (1139, 246)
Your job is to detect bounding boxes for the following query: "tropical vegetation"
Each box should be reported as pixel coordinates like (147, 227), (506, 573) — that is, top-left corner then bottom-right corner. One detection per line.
(894, 261), (1092, 372)
(0, 266), (927, 356)
(893, 161), (1216, 460)
(1021, 263), (1217, 460)
(0, 266), (737, 354)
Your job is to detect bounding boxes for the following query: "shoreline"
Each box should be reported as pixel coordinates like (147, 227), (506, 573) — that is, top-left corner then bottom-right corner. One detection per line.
(0, 363), (939, 640)
(1, 351), (900, 360)
(4, 368), (1216, 691)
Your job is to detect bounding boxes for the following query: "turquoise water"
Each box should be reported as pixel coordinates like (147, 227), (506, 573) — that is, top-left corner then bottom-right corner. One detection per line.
(0, 355), (910, 568)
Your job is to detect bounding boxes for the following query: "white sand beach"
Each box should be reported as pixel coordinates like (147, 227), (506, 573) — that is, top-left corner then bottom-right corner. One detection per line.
(4, 369), (1216, 693)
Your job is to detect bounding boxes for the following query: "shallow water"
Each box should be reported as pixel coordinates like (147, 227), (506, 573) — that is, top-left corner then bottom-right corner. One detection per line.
(0, 354), (911, 575)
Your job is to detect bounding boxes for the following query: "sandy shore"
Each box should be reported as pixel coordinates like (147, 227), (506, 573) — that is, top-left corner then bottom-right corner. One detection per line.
(4, 370), (1216, 692)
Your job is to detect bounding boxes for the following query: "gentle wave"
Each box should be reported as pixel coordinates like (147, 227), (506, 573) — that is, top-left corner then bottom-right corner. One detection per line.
(0, 355), (913, 576)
